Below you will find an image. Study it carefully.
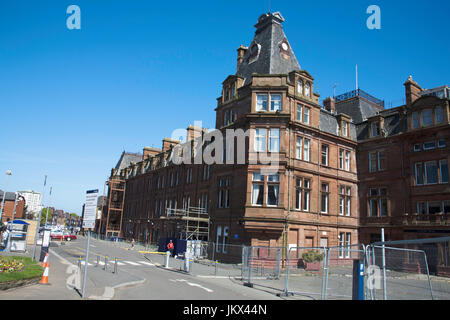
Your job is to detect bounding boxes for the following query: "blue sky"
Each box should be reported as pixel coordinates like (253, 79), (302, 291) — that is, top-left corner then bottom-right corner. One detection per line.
(0, 0), (449, 214)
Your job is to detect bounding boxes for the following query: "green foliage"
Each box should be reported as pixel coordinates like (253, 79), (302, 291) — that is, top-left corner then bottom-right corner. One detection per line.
(302, 250), (324, 263)
(0, 256), (43, 282)
(40, 208), (53, 226)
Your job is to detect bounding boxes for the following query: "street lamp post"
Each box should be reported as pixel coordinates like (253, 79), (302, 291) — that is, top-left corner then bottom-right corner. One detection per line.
(0, 170), (12, 224)
(32, 175), (47, 261)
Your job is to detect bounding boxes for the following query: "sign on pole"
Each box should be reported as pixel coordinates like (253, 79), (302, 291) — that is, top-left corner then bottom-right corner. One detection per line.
(82, 189), (98, 299)
(83, 189), (98, 229)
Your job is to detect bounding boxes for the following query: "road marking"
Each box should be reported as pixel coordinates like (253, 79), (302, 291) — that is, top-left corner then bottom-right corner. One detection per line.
(123, 261), (141, 266)
(138, 261), (155, 266)
(169, 279), (213, 293)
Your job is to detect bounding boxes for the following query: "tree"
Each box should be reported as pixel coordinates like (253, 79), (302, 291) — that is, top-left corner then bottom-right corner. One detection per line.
(40, 208), (53, 226)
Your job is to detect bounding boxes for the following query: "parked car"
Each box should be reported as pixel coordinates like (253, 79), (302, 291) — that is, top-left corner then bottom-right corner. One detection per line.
(50, 231), (77, 241)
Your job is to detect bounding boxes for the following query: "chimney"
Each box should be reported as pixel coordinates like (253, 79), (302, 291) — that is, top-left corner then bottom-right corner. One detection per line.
(186, 125), (205, 142)
(323, 97), (335, 113)
(237, 45), (248, 71)
(162, 138), (181, 152)
(404, 76), (422, 107)
(143, 147), (161, 160)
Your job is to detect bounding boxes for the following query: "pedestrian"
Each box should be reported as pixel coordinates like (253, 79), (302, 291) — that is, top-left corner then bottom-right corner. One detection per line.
(2, 227), (10, 249)
(131, 238), (135, 250)
(167, 240), (174, 257)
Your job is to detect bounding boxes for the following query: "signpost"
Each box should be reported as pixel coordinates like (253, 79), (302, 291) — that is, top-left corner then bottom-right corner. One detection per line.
(81, 189), (98, 299)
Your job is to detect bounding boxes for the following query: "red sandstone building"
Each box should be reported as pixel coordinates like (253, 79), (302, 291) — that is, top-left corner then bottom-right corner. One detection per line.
(0, 191), (25, 223)
(98, 12), (449, 266)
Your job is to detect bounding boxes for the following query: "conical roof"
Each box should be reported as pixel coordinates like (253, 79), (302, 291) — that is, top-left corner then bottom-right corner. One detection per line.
(237, 12), (301, 85)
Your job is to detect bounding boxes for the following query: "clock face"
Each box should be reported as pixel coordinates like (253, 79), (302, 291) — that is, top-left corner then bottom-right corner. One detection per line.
(281, 42), (289, 51)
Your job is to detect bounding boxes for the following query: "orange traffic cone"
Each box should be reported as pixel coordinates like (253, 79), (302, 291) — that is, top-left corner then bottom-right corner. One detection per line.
(40, 262), (50, 285)
(41, 253), (49, 268)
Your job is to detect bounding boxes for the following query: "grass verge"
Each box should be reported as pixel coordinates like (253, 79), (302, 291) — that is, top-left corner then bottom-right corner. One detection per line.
(0, 256), (43, 283)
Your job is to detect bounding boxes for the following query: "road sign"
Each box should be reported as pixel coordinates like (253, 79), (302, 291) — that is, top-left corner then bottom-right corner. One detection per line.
(83, 189), (98, 229)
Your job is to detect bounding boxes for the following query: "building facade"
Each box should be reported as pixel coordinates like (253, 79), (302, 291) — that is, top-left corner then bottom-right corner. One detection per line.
(19, 190), (42, 216)
(101, 12), (362, 256)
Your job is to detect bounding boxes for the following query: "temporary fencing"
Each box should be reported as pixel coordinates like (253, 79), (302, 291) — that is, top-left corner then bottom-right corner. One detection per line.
(323, 244), (366, 300)
(282, 247), (327, 299)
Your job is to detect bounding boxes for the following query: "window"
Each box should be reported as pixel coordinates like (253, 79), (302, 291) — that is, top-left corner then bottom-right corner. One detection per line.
(224, 111), (229, 126)
(270, 94), (282, 112)
(303, 138), (310, 162)
(254, 129), (267, 152)
(422, 109), (433, 127)
(370, 122), (380, 137)
(256, 94), (268, 111)
(296, 104), (302, 122)
(321, 144), (329, 166)
(440, 160), (449, 183)
(415, 163), (424, 185)
(218, 177), (230, 208)
(222, 227), (229, 253)
(339, 149), (351, 171)
(231, 84), (235, 99)
(412, 112), (419, 129)
(339, 149), (344, 170)
(340, 186), (352, 216)
(305, 82), (311, 97)
(423, 141), (436, 150)
(295, 178), (311, 211)
(417, 202), (427, 215)
(267, 174), (280, 206)
(339, 232), (351, 259)
(342, 121), (349, 137)
(368, 188), (388, 217)
(252, 173), (264, 206)
(321, 183), (329, 214)
(296, 137), (303, 159)
(297, 80), (303, 95)
(438, 139), (446, 148)
(378, 151), (386, 171)
(414, 144), (421, 152)
(345, 151), (351, 171)
(369, 152), (377, 173)
(425, 161), (439, 184)
(229, 110), (235, 123)
(216, 226), (222, 253)
(429, 201), (442, 215)
(436, 107), (444, 124)
(303, 107), (310, 124)
(269, 128), (280, 152)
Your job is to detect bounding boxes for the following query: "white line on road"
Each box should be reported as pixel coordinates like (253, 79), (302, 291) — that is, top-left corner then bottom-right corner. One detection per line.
(138, 261), (155, 266)
(123, 261), (141, 266)
(169, 279), (213, 293)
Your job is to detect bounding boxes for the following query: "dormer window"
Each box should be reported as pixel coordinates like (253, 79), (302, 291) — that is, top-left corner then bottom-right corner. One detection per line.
(270, 94), (282, 112)
(436, 107), (444, 124)
(231, 83), (236, 99)
(224, 87), (229, 102)
(297, 80), (303, 95)
(256, 93), (282, 112)
(342, 121), (349, 137)
(305, 82), (311, 97)
(256, 94), (268, 111)
(370, 122), (380, 137)
(422, 109), (433, 127)
(412, 112), (420, 129)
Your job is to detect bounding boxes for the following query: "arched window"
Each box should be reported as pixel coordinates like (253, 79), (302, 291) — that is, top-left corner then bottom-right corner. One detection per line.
(305, 82), (311, 97)
(297, 79), (303, 95)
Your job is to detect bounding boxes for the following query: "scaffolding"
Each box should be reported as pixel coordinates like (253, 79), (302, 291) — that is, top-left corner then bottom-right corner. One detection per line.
(165, 206), (210, 241)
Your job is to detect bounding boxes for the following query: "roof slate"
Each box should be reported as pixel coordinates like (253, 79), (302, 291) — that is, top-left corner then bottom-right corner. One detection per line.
(236, 12), (301, 86)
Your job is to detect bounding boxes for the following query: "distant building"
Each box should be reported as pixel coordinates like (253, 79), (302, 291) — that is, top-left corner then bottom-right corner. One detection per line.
(19, 190), (42, 215)
(0, 191), (25, 223)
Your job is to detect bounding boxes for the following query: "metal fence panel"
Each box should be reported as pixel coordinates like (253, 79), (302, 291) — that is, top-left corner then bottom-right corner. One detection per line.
(366, 245), (434, 300)
(282, 247), (327, 300)
(324, 244), (365, 300)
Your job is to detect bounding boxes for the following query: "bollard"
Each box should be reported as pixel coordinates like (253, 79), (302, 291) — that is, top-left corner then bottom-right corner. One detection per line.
(104, 256), (108, 271)
(78, 257), (82, 269)
(96, 255), (100, 267)
(113, 258), (118, 274)
(215, 260), (218, 276)
(183, 252), (190, 273)
(165, 251), (170, 268)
